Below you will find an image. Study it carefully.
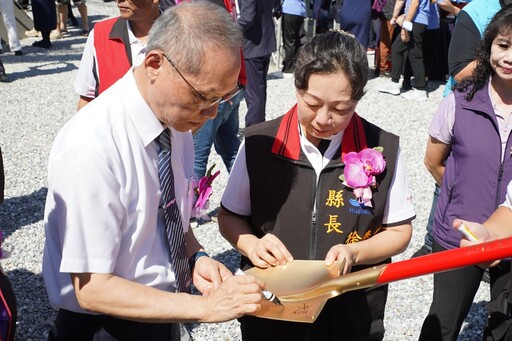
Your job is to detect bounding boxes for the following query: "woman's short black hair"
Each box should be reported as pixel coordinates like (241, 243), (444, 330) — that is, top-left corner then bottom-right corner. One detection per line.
(294, 30), (368, 101)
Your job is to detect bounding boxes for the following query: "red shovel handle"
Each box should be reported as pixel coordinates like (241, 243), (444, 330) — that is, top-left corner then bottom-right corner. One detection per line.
(376, 236), (512, 284)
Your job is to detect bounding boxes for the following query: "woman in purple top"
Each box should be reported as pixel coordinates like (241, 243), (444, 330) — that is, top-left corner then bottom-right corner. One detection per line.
(420, 6), (512, 340)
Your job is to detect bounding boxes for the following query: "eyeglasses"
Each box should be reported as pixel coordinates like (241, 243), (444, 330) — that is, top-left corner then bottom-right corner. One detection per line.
(161, 53), (243, 109)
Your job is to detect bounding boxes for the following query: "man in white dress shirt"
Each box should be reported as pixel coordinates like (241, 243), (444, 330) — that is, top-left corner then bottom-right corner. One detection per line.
(43, 2), (263, 340)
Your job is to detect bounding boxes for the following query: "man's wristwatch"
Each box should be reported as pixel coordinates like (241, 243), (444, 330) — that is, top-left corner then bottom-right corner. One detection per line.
(402, 21), (413, 32)
(189, 250), (210, 272)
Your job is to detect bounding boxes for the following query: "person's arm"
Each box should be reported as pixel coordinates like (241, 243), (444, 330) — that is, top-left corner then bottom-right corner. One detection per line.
(50, 141), (263, 324)
(452, 208), (512, 268)
(184, 225), (235, 295)
(218, 206), (293, 268)
(424, 136), (450, 186)
(399, 0), (420, 42)
(325, 149), (413, 273)
(453, 180), (512, 244)
(77, 95), (94, 110)
(447, 10), (481, 81)
(71, 271), (264, 323)
(68, 162), (263, 322)
(403, 0), (419, 23)
(482, 207), (512, 240)
(436, 0), (461, 16)
(452, 206), (512, 271)
(478, 207), (512, 240)
(325, 223), (412, 274)
(218, 142), (293, 268)
(453, 61), (478, 83)
(391, 0), (406, 25)
(74, 29), (98, 110)
(424, 93), (455, 185)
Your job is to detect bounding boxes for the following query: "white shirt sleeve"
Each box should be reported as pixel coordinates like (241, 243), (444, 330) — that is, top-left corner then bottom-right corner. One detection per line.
(51, 145), (124, 273)
(74, 29), (98, 99)
(221, 140), (251, 216)
(382, 147), (416, 225)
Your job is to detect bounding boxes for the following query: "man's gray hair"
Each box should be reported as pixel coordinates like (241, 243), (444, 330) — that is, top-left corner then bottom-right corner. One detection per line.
(147, 0), (243, 75)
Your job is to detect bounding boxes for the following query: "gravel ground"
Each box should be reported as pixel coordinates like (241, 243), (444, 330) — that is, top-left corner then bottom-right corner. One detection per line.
(0, 1), (490, 339)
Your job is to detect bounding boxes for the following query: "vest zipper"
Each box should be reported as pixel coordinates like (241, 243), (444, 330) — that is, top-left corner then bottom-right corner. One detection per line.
(496, 161), (504, 208)
(309, 161), (343, 259)
(310, 173), (320, 259)
(312, 211), (317, 225)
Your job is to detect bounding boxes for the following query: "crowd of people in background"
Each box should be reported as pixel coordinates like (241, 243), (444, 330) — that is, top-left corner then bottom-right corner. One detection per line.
(4, 0), (512, 340)
(0, 0), (466, 91)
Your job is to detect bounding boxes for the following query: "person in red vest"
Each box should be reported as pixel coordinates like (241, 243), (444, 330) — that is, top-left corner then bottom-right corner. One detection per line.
(73, 0), (159, 110)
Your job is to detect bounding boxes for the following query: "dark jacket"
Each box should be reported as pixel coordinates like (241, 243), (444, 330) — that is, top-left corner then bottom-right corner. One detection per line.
(237, 0), (277, 58)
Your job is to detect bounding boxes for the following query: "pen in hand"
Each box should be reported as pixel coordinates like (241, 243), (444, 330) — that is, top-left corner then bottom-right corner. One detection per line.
(458, 223), (479, 242)
(235, 269), (283, 306)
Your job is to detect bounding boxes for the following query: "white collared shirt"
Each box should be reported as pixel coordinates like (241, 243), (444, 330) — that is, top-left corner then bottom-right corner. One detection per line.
(44, 70), (196, 313)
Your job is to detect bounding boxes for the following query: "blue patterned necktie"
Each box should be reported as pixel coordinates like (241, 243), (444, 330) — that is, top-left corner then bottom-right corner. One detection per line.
(157, 128), (191, 293)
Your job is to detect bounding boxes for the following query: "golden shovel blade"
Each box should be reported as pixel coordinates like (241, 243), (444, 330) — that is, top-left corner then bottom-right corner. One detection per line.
(245, 260), (385, 323)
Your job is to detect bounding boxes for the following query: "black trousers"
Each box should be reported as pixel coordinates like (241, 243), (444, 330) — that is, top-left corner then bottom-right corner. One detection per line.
(48, 309), (179, 341)
(31, 0), (56, 33)
(281, 13), (304, 73)
(391, 22), (427, 89)
(244, 54), (271, 127)
(418, 239), (510, 341)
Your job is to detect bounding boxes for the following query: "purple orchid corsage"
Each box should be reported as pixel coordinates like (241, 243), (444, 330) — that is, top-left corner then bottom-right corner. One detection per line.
(339, 147), (386, 208)
(192, 164), (220, 220)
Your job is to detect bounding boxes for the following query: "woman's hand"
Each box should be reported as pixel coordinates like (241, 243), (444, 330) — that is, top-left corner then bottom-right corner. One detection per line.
(324, 244), (355, 274)
(246, 233), (294, 268)
(453, 219), (500, 268)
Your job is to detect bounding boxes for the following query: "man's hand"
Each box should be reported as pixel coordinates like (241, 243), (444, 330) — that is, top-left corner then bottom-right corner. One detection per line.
(202, 274), (264, 322)
(192, 256), (233, 295)
(400, 28), (410, 43)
